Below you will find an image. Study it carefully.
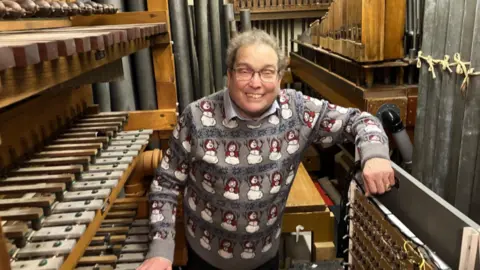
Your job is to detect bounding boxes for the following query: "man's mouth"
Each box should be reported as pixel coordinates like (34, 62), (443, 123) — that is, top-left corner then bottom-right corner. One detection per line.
(245, 93), (263, 99)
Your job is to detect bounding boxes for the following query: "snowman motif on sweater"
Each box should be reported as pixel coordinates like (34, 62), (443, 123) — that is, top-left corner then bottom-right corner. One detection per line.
(327, 103), (349, 114)
(279, 93), (292, 119)
(200, 229), (213, 250)
(174, 161), (188, 182)
(202, 139), (219, 164)
(201, 172), (216, 194)
(172, 114), (185, 139)
(188, 190), (199, 211)
(261, 235), (273, 253)
(285, 164), (295, 186)
(241, 241), (256, 259)
(247, 175), (263, 201)
(201, 202), (217, 223)
(268, 114), (280, 125)
(363, 118), (383, 133)
(218, 239), (234, 259)
(245, 211), (260, 233)
(266, 205), (278, 226)
(269, 172), (282, 194)
(171, 205), (177, 223)
(223, 178), (240, 200)
(285, 130), (300, 155)
(304, 95), (324, 107)
(224, 141), (240, 165)
(187, 217), (196, 237)
(221, 211), (238, 231)
(153, 230), (168, 240)
(268, 138), (282, 161)
(182, 134), (192, 153)
(151, 178), (162, 192)
(200, 100), (216, 127)
(160, 148), (172, 170)
(150, 201), (165, 224)
(303, 109), (319, 129)
(246, 139), (263, 164)
(320, 118), (343, 133)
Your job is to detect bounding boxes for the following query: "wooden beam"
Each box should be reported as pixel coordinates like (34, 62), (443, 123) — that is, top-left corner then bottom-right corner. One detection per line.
(124, 109), (177, 131)
(71, 11), (168, 27)
(0, 18), (72, 32)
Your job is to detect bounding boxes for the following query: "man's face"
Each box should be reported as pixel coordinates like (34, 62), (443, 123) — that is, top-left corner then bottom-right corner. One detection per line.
(227, 43), (282, 119)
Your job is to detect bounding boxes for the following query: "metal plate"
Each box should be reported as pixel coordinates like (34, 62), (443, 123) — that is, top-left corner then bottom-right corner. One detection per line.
(63, 189), (111, 201)
(11, 257), (64, 270)
(31, 225), (86, 241)
(81, 171), (123, 181)
(43, 211), (95, 226)
(16, 239), (77, 258)
(52, 200), (104, 213)
(99, 151), (139, 158)
(94, 157), (133, 165)
(71, 180), (118, 191)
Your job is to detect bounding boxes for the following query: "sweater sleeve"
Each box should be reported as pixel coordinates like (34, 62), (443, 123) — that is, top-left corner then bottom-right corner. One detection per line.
(146, 105), (193, 262)
(300, 92), (390, 167)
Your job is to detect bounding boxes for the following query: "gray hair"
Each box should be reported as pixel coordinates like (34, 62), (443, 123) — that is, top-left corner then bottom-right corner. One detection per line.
(226, 29), (287, 73)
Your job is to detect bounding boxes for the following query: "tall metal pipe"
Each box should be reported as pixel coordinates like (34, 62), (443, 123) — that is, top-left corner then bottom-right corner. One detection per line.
(187, 3), (201, 100)
(224, 4), (235, 42)
(93, 83), (111, 112)
(195, 0), (212, 97)
(169, 0), (194, 111)
(126, 0), (157, 110)
(240, 9), (251, 32)
(209, 0), (224, 92)
(97, 0), (136, 111)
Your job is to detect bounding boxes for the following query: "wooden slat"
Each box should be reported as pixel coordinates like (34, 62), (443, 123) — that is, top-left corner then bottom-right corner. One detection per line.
(0, 208), (43, 230)
(35, 149), (98, 159)
(286, 163), (326, 213)
(78, 255), (117, 265)
(0, 197), (54, 212)
(10, 165), (83, 176)
(0, 18), (72, 31)
(45, 143), (103, 151)
(24, 157), (91, 168)
(0, 174), (75, 186)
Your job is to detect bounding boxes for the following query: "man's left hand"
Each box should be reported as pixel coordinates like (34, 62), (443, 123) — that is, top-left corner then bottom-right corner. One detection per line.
(362, 158), (395, 196)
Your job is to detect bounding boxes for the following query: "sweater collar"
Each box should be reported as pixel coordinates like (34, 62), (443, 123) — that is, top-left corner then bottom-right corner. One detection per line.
(223, 88), (280, 122)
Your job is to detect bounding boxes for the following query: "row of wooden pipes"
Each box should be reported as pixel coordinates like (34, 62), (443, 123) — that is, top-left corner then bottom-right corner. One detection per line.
(232, 0), (331, 11)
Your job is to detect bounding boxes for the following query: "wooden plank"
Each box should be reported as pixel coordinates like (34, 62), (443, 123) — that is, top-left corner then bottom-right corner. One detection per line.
(0, 218), (11, 270)
(0, 18), (72, 31)
(124, 109), (177, 131)
(286, 163), (326, 212)
(361, 0), (385, 62)
(384, 0), (405, 60)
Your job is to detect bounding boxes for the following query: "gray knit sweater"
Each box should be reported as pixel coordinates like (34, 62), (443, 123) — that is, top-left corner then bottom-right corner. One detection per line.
(146, 89), (390, 269)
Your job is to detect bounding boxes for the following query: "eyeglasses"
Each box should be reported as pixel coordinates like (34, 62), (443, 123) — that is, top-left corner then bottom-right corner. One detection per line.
(232, 67), (278, 82)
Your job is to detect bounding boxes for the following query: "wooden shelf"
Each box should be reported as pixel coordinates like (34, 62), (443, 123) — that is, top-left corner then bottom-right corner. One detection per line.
(0, 18), (72, 32)
(0, 22), (167, 110)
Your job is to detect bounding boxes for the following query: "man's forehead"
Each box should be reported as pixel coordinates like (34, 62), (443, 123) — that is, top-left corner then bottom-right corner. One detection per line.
(235, 44), (278, 67)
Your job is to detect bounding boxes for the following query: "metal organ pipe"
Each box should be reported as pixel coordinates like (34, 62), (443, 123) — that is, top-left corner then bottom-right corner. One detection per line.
(170, 0), (194, 112)
(195, 0), (212, 97)
(125, 0), (157, 110)
(209, 0), (224, 92)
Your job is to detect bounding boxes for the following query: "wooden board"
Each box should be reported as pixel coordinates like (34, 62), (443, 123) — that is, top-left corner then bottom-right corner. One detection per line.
(286, 163), (326, 212)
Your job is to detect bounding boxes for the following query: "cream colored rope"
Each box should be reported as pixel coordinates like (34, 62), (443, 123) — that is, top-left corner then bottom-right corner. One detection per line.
(416, 51), (480, 97)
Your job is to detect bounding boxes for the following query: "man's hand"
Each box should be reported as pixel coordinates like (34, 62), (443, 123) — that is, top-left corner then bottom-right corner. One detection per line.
(362, 158), (395, 196)
(137, 257), (172, 270)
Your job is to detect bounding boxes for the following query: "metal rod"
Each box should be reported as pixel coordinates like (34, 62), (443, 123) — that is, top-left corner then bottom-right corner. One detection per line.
(412, 0), (436, 182)
(209, 0), (224, 92)
(224, 4), (235, 42)
(240, 9), (251, 31)
(126, 0), (157, 110)
(92, 83), (111, 112)
(195, 0), (212, 97)
(170, 0), (194, 111)
(187, 3), (201, 100)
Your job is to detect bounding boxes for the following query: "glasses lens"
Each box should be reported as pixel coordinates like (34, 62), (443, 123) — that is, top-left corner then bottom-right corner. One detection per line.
(260, 70), (277, 82)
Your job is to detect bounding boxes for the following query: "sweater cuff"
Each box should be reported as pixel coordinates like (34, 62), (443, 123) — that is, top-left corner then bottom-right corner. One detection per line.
(359, 143), (390, 168)
(146, 239), (175, 263)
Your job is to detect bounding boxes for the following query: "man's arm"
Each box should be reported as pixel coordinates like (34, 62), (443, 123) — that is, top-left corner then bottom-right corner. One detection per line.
(145, 106), (193, 263)
(300, 93), (390, 167)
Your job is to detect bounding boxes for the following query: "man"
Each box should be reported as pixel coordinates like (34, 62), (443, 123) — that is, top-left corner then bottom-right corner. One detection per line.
(138, 29), (394, 270)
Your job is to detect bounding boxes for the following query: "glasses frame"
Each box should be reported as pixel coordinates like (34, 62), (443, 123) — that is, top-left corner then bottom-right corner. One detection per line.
(231, 66), (280, 83)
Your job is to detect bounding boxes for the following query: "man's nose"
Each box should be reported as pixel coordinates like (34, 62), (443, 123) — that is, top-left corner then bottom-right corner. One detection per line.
(249, 72), (262, 87)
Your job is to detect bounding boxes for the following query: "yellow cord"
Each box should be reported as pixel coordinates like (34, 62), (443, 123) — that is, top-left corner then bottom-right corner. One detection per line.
(403, 240), (426, 270)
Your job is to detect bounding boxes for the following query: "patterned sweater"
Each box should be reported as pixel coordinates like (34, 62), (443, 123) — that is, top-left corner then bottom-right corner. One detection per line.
(146, 89), (390, 269)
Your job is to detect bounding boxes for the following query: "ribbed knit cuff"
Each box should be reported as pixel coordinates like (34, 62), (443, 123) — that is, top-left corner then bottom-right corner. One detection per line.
(360, 143), (390, 168)
(146, 239), (175, 263)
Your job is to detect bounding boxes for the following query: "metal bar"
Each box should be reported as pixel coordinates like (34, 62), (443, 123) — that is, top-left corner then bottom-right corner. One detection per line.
(209, 0), (224, 92)
(432, 0), (465, 204)
(187, 3), (201, 101)
(195, 0), (212, 97)
(240, 9), (252, 31)
(457, 0), (480, 218)
(224, 4), (235, 42)
(93, 83), (111, 112)
(126, 0), (157, 110)
(170, 0), (194, 111)
(422, 0), (449, 195)
(370, 162), (480, 270)
(412, 0), (436, 182)
(451, 0), (476, 209)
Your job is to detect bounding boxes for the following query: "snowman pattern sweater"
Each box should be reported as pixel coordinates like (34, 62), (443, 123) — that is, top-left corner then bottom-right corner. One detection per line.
(146, 89), (390, 269)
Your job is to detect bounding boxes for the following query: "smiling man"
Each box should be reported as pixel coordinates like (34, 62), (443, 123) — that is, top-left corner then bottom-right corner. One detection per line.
(138, 29), (394, 270)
